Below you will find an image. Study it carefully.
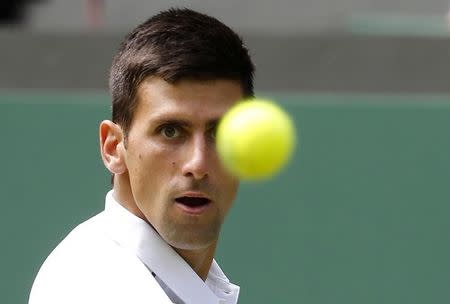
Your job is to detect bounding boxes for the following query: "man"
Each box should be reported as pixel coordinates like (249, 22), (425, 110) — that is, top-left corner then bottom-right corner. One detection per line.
(29, 8), (254, 304)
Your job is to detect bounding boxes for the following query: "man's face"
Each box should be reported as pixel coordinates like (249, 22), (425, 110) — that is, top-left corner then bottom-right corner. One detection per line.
(122, 77), (242, 250)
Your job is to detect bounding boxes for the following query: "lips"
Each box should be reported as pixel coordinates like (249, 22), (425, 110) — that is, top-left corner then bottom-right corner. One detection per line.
(174, 193), (212, 214)
(175, 196), (211, 207)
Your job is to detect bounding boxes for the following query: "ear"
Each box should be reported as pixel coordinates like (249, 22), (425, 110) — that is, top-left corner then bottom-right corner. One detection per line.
(99, 120), (127, 175)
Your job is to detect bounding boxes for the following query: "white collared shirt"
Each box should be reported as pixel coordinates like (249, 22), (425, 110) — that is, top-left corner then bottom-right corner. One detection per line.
(29, 191), (240, 304)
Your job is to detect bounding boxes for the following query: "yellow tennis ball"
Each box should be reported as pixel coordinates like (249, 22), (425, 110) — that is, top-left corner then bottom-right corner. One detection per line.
(216, 98), (296, 180)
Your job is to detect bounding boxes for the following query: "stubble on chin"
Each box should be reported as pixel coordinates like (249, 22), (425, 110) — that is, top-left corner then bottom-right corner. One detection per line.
(156, 207), (224, 251)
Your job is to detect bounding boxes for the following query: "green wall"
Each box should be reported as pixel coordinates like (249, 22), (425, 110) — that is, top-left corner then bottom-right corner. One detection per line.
(2, 93), (450, 303)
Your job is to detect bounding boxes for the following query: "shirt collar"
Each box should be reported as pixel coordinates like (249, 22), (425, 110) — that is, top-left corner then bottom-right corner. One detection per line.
(102, 190), (239, 304)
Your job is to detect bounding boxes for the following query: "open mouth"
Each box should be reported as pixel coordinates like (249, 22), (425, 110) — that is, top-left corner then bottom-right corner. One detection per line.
(175, 196), (211, 208)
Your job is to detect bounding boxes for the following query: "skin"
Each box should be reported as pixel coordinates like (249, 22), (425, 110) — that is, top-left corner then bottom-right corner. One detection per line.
(99, 77), (243, 280)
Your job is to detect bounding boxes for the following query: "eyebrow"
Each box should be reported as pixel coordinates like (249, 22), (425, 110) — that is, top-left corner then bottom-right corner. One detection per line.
(151, 118), (220, 129)
(206, 119), (220, 129)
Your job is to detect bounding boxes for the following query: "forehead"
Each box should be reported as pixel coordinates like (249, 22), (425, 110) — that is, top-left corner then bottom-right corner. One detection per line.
(134, 77), (244, 123)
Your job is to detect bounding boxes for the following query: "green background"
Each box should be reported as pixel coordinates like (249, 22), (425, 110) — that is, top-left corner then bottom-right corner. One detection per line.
(2, 93), (450, 303)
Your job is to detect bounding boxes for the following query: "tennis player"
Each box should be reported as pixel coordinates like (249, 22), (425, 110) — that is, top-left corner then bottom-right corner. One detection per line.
(29, 8), (254, 304)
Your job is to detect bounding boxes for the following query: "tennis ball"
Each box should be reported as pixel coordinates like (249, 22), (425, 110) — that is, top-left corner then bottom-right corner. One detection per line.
(216, 98), (296, 180)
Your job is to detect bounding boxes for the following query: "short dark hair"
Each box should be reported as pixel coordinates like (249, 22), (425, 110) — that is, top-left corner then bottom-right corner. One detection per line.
(109, 8), (255, 134)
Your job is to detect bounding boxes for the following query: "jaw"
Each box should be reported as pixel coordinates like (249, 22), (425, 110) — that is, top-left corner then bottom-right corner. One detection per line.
(112, 172), (148, 221)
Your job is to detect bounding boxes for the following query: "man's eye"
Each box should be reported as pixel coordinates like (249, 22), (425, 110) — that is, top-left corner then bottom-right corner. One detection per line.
(161, 125), (180, 138)
(209, 125), (217, 140)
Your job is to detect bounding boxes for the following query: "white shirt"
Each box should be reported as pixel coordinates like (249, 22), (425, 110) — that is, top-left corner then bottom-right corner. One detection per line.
(29, 191), (240, 304)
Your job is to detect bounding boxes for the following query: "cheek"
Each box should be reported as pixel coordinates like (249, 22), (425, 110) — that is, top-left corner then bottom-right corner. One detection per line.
(126, 145), (177, 214)
(228, 179), (239, 202)
(129, 141), (171, 167)
(212, 154), (239, 201)
(219, 173), (239, 209)
(127, 143), (174, 188)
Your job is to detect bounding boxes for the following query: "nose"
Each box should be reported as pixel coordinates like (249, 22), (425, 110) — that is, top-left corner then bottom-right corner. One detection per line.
(181, 134), (210, 180)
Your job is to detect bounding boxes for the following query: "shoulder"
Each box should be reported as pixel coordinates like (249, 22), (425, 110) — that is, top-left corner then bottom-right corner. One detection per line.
(29, 213), (172, 304)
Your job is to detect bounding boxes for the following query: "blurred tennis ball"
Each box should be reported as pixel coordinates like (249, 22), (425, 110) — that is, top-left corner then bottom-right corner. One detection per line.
(216, 98), (296, 180)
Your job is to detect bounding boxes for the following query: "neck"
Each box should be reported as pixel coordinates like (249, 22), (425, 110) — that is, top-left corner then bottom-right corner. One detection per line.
(174, 242), (217, 281)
